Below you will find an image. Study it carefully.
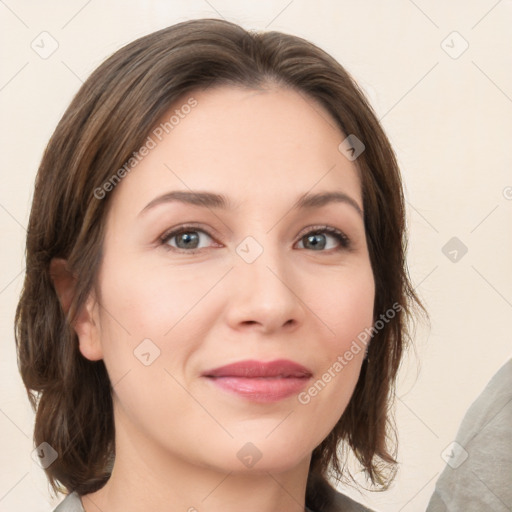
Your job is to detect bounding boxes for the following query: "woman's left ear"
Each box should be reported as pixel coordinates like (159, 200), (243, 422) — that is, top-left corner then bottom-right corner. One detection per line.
(49, 257), (104, 361)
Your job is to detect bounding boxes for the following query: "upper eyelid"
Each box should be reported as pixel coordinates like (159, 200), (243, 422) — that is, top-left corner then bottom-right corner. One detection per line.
(160, 223), (217, 242)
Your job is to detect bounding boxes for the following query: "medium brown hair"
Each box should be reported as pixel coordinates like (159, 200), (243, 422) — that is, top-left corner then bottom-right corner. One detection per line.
(15, 18), (423, 504)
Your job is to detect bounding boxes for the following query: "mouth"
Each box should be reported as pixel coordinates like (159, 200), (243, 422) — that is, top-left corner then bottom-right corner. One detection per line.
(201, 359), (313, 402)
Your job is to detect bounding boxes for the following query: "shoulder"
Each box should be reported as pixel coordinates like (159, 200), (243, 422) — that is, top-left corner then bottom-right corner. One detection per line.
(425, 359), (512, 511)
(457, 358), (512, 441)
(327, 490), (374, 512)
(323, 485), (374, 512)
(52, 491), (85, 512)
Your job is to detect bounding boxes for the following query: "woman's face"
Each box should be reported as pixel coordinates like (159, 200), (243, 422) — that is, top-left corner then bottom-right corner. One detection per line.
(80, 85), (375, 474)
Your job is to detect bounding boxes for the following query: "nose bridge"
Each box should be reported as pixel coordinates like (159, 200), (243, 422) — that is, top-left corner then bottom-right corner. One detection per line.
(226, 231), (303, 332)
(236, 232), (290, 295)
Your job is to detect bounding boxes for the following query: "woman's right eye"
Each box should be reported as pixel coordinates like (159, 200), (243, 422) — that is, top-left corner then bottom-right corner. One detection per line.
(160, 226), (217, 254)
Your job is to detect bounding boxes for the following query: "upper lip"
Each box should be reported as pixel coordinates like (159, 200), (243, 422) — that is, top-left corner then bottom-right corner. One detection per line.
(202, 359), (312, 378)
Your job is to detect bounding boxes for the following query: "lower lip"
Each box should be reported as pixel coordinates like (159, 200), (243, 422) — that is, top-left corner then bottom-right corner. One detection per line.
(205, 376), (311, 402)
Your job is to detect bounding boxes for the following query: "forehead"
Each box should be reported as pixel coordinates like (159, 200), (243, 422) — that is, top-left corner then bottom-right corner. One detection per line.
(109, 85), (362, 217)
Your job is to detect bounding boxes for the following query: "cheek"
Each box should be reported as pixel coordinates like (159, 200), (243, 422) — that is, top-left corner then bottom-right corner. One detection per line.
(314, 263), (375, 352)
(93, 260), (207, 431)
(301, 265), (375, 411)
(95, 255), (224, 383)
(99, 255), (211, 334)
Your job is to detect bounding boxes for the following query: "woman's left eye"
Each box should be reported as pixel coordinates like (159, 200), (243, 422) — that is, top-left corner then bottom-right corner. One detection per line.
(159, 225), (351, 253)
(296, 226), (351, 251)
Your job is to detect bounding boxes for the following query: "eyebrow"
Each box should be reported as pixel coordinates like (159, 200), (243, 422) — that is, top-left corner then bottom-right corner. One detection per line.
(139, 190), (363, 217)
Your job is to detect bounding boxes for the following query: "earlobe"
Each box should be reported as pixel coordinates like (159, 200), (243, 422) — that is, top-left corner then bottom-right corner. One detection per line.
(73, 293), (104, 361)
(49, 257), (104, 361)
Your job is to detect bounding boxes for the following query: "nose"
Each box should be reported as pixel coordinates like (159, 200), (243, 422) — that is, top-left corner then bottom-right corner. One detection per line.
(223, 241), (305, 335)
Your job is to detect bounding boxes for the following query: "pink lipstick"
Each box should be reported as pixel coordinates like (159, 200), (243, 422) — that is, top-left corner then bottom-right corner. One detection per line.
(202, 359), (312, 402)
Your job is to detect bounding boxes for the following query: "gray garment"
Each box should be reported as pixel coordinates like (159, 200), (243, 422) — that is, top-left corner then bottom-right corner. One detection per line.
(306, 471), (375, 512)
(426, 358), (512, 512)
(52, 483), (374, 512)
(53, 491), (84, 512)
(321, 490), (374, 512)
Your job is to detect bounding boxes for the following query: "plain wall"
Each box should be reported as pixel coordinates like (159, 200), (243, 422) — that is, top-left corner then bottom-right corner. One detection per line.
(1, 1), (511, 510)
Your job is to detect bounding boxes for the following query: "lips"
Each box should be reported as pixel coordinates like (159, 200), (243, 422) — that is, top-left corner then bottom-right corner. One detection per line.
(202, 359), (313, 378)
(202, 359), (313, 402)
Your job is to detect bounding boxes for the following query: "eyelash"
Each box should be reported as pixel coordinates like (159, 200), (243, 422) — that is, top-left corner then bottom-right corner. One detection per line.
(159, 223), (351, 254)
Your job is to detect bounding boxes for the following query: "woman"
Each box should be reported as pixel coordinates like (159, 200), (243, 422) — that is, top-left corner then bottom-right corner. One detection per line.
(15, 18), (422, 512)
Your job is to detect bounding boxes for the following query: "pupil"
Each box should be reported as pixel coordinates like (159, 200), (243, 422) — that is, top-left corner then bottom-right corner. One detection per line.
(306, 234), (325, 250)
(178, 232), (198, 249)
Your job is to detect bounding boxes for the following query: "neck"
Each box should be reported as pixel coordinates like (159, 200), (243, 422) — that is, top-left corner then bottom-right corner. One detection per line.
(80, 408), (311, 512)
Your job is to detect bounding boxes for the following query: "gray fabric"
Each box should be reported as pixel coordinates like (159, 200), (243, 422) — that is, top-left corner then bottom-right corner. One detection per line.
(426, 358), (512, 512)
(327, 490), (374, 512)
(306, 471), (374, 511)
(53, 491), (84, 512)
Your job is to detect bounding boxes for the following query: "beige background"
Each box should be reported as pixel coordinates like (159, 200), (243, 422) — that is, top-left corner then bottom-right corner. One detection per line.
(1, 1), (511, 510)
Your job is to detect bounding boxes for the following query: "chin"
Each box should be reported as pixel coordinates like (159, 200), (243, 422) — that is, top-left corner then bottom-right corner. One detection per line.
(213, 437), (312, 474)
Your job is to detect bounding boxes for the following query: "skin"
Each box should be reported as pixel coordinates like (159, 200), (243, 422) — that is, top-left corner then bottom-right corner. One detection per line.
(52, 85), (375, 512)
